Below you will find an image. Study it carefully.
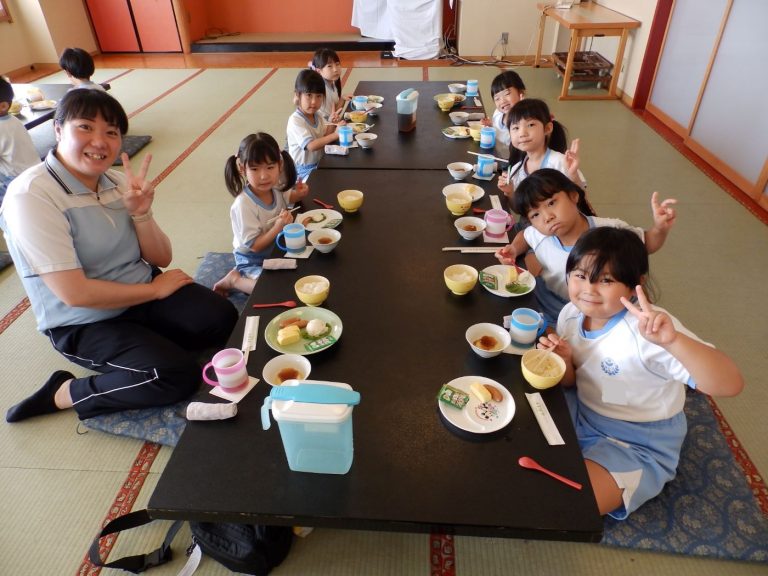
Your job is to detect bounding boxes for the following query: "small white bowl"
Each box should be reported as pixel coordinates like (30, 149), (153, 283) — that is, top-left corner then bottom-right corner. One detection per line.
(262, 354), (312, 386)
(355, 133), (377, 149)
(448, 83), (467, 94)
(447, 161), (473, 180)
(466, 323), (512, 359)
(308, 228), (341, 253)
(454, 216), (487, 240)
(364, 102), (383, 116)
(449, 111), (469, 125)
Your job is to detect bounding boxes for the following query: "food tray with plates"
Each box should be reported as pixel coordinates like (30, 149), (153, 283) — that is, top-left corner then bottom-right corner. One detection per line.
(264, 307), (343, 355)
(297, 209), (343, 230)
(479, 265), (535, 297)
(442, 126), (471, 139)
(438, 376), (515, 434)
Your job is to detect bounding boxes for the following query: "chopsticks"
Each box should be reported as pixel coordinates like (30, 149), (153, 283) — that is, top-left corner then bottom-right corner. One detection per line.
(266, 206), (300, 225)
(467, 151), (509, 164)
(442, 247), (498, 253)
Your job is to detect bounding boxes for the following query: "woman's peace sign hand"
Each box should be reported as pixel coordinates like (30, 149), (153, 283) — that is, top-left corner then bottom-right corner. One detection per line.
(121, 153), (155, 216)
(621, 285), (677, 346)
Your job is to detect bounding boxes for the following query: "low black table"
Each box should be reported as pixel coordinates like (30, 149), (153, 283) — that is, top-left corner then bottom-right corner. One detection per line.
(320, 80), (499, 171)
(148, 169), (603, 542)
(12, 84), (71, 129)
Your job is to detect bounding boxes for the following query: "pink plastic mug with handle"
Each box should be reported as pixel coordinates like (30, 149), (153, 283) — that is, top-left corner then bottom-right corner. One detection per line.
(484, 208), (513, 237)
(202, 348), (249, 391)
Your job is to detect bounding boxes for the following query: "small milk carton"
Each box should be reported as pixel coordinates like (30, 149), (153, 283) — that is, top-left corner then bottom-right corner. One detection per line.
(261, 381), (360, 474)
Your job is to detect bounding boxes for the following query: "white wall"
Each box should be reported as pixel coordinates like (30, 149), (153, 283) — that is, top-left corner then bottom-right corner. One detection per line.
(457, 0), (659, 99)
(0, 0), (94, 76)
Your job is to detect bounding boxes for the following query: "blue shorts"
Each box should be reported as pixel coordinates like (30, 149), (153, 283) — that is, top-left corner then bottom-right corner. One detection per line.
(564, 387), (687, 519)
(233, 251), (264, 281)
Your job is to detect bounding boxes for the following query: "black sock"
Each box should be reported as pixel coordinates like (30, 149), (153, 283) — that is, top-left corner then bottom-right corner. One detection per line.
(6, 371), (74, 423)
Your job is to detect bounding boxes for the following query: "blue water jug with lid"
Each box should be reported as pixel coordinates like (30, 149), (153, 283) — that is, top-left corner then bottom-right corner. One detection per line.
(396, 88), (419, 132)
(261, 381), (361, 474)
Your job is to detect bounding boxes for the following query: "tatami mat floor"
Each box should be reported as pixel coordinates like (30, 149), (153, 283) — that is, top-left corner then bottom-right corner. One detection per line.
(1, 55), (766, 575)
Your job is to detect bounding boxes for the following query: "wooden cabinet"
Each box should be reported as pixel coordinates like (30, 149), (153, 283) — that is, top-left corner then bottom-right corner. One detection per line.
(86, 0), (181, 53)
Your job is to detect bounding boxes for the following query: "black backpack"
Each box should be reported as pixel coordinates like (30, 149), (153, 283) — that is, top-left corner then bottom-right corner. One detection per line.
(89, 509), (293, 575)
(189, 521), (293, 575)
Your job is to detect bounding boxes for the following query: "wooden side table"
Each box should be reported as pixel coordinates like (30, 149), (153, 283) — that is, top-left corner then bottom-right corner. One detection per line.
(534, 2), (640, 100)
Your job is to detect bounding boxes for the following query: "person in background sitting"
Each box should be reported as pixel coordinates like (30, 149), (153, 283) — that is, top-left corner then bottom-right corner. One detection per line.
(213, 132), (309, 296)
(497, 98), (585, 196)
(59, 47), (106, 91)
(1, 89), (237, 423)
(309, 48), (350, 122)
(539, 227), (743, 518)
(286, 69), (344, 181)
(0, 77), (40, 203)
(480, 70), (526, 149)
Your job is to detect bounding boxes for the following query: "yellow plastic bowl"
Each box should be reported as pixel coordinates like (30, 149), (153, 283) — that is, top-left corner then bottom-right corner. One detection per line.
(521, 349), (566, 390)
(444, 264), (478, 295)
(294, 275), (330, 307)
(337, 189), (364, 212)
(467, 121), (483, 141)
(445, 191), (472, 216)
(438, 97), (454, 112)
(348, 110), (368, 123)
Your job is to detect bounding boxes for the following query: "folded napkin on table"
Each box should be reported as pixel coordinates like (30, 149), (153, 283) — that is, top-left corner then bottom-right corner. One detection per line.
(263, 259), (297, 270)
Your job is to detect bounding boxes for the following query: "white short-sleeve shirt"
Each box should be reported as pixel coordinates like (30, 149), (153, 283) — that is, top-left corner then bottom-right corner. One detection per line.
(286, 109), (327, 171)
(320, 80), (340, 120)
(492, 109), (510, 147)
(557, 304), (705, 422)
(523, 216), (644, 301)
(508, 148), (587, 191)
(0, 115), (41, 179)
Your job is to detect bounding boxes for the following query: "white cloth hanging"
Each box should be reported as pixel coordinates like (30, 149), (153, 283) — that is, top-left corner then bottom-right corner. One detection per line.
(351, 0), (393, 39)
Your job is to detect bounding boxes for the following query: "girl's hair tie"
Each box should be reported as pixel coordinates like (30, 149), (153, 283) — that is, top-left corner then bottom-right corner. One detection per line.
(550, 114), (555, 121)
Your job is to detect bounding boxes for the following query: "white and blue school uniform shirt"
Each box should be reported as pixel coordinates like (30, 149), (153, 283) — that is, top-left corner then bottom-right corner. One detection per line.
(491, 108), (510, 147)
(508, 148), (587, 191)
(557, 304), (707, 518)
(319, 80), (340, 120)
(524, 216), (644, 323)
(230, 185), (291, 278)
(286, 109), (328, 180)
(0, 151), (151, 331)
(0, 113), (41, 196)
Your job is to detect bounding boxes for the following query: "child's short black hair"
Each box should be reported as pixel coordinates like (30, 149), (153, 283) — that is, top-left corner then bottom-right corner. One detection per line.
(566, 227), (649, 289)
(490, 70), (526, 98)
(59, 48), (95, 80)
(0, 76), (13, 105)
(54, 89), (128, 135)
(512, 168), (594, 220)
(294, 69), (326, 96)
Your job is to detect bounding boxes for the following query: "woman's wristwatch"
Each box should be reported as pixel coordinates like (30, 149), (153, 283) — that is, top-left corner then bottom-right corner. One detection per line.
(130, 209), (153, 223)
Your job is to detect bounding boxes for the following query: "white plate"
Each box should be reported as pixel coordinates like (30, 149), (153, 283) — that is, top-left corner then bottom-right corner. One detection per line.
(443, 182), (484, 202)
(347, 122), (372, 134)
(265, 307), (343, 356)
(442, 126), (471, 139)
(438, 376), (515, 434)
(297, 209), (343, 231)
(29, 99), (57, 110)
(479, 265), (536, 297)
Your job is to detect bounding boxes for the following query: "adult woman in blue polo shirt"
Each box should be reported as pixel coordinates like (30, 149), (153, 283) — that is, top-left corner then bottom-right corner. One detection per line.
(1, 89), (238, 422)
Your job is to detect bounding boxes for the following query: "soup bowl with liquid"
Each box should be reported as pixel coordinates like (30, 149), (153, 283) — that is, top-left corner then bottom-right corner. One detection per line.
(308, 228), (341, 253)
(454, 216), (487, 240)
(465, 322), (512, 358)
(262, 354), (312, 386)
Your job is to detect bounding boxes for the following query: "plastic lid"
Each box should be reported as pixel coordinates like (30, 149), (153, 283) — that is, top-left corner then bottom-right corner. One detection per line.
(271, 380), (354, 423)
(396, 88), (419, 100)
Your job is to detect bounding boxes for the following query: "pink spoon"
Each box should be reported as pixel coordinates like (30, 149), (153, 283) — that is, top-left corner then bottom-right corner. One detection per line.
(472, 207), (487, 214)
(518, 456), (582, 490)
(313, 198), (334, 210)
(252, 300), (297, 309)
